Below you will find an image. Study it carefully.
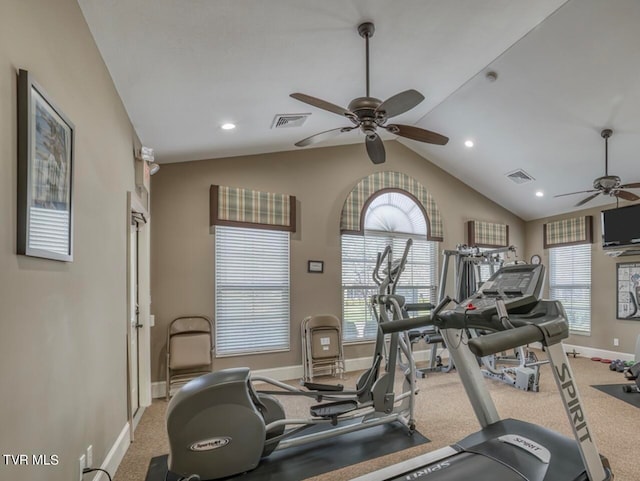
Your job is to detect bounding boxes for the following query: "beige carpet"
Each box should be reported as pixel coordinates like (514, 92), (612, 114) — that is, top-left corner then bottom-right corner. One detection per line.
(114, 354), (639, 481)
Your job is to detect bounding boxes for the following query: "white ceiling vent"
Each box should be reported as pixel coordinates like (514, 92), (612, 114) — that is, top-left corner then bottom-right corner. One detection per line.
(271, 113), (311, 129)
(506, 169), (535, 184)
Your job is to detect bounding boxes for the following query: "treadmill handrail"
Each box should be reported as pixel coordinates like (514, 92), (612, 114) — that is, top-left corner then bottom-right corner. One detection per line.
(468, 317), (568, 357)
(379, 296), (451, 334)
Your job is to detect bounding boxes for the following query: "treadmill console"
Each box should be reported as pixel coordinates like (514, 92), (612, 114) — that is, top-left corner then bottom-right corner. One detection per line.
(438, 264), (546, 331)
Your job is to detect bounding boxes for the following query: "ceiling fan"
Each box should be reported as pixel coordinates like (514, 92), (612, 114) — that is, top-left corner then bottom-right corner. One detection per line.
(555, 129), (640, 207)
(289, 22), (449, 164)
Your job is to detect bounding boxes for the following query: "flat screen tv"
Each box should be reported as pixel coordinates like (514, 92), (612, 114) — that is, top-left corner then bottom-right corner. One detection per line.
(601, 203), (640, 248)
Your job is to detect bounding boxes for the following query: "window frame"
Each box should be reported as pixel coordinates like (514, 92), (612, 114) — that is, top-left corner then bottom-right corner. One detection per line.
(214, 225), (291, 356)
(548, 243), (592, 335)
(341, 191), (439, 344)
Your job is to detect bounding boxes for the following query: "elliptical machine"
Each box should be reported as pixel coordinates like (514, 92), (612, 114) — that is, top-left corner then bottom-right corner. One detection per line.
(165, 240), (423, 481)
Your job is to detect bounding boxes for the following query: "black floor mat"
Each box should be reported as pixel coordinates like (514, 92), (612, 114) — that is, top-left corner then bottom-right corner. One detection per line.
(146, 422), (429, 481)
(592, 383), (640, 408)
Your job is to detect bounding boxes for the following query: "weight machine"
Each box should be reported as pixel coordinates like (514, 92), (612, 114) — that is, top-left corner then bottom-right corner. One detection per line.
(437, 245), (546, 391)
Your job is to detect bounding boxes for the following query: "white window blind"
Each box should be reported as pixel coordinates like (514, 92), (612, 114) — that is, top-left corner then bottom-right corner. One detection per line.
(215, 226), (290, 356)
(549, 243), (591, 334)
(341, 232), (438, 342)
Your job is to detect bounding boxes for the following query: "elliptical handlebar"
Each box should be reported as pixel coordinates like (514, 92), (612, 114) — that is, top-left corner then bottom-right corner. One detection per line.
(372, 245), (392, 287)
(371, 239), (413, 296)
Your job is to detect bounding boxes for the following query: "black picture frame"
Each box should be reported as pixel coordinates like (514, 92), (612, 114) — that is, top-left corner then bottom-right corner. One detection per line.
(307, 260), (324, 273)
(17, 69), (74, 262)
(616, 262), (640, 320)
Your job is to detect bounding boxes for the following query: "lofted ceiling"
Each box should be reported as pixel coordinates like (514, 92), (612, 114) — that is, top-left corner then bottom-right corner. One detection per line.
(77, 0), (640, 220)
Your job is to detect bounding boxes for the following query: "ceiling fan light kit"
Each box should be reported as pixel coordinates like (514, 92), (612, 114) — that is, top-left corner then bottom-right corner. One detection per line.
(290, 22), (449, 164)
(554, 128), (640, 207)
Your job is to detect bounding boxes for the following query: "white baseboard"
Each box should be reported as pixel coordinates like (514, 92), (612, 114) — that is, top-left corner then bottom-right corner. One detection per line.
(151, 343), (638, 400)
(562, 343), (634, 362)
(152, 349), (440, 399)
(253, 363), (304, 381)
(91, 422), (130, 481)
(151, 381), (166, 399)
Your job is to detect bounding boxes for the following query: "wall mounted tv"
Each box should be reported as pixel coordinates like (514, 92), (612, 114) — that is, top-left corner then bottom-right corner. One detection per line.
(601, 203), (640, 248)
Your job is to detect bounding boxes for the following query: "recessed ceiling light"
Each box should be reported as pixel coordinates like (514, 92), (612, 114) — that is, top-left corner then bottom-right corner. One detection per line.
(535, 191), (544, 197)
(464, 140), (474, 148)
(221, 123), (236, 130)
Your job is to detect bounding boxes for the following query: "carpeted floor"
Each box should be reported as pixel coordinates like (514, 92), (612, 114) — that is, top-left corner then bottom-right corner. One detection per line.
(113, 354), (640, 481)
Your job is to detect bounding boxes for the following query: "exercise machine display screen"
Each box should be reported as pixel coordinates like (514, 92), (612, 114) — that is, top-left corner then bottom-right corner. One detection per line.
(438, 264), (546, 330)
(480, 269), (536, 297)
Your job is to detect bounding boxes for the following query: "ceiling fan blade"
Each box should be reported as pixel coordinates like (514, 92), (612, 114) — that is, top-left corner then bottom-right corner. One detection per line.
(290, 93), (355, 120)
(619, 182), (640, 189)
(365, 133), (385, 164)
(575, 192), (601, 207)
(294, 127), (353, 147)
(385, 124), (449, 145)
(553, 189), (599, 198)
(376, 89), (425, 119)
(615, 190), (640, 201)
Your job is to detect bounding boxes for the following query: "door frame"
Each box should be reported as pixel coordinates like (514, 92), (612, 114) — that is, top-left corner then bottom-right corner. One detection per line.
(126, 191), (151, 440)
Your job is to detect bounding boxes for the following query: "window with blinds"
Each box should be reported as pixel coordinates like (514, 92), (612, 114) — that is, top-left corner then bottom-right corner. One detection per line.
(341, 191), (438, 342)
(549, 243), (592, 334)
(215, 226), (290, 355)
(342, 233), (438, 342)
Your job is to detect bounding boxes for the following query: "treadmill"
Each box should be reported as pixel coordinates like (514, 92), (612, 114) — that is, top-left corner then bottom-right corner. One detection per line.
(356, 264), (613, 481)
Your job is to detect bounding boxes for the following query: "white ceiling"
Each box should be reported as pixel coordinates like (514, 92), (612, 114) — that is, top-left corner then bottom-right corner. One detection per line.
(78, 0), (640, 221)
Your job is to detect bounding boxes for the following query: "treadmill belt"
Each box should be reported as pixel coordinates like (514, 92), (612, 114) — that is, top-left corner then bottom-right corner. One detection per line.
(386, 452), (525, 481)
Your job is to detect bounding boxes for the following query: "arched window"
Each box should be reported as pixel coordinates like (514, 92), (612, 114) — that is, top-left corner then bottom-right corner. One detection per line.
(341, 191), (439, 342)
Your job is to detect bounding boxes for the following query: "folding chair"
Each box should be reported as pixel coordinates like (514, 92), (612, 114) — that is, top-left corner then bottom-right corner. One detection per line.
(301, 314), (345, 382)
(166, 315), (214, 400)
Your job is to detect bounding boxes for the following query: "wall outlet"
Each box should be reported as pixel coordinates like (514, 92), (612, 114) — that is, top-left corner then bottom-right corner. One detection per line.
(86, 445), (93, 468)
(79, 454), (86, 481)
(614, 338), (620, 347)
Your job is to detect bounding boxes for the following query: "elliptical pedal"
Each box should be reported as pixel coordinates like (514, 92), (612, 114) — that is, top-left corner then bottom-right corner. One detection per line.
(310, 399), (358, 424)
(302, 381), (344, 392)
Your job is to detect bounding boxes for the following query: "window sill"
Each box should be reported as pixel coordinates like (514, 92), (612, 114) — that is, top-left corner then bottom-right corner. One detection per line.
(343, 339), (376, 346)
(569, 330), (591, 337)
(215, 347), (290, 358)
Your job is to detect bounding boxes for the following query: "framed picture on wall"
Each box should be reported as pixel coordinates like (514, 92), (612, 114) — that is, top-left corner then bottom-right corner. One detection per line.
(308, 260), (324, 273)
(616, 262), (640, 320)
(17, 69), (74, 262)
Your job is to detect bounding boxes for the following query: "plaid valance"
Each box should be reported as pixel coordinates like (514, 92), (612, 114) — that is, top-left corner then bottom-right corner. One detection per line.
(210, 185), (296, 232)
(543, 215), (593, 248)
(340, 171), (443, 241)
(467, 220), (509, 248)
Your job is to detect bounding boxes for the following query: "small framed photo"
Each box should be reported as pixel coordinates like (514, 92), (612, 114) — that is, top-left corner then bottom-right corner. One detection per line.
(17, 69), (74, 262)
(308, 260), (324, 273)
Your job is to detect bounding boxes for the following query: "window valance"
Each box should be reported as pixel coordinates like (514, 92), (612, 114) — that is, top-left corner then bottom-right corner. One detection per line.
(467, 220), (509, 248)
(543, 215), (593, 248)
(340, 171), (443, 241)
(210, 185), (296, 232)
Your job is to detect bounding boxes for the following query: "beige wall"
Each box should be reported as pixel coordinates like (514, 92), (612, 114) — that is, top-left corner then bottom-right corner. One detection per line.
(525, 204), (640, 355)
(150, 141), (525, 381)
(0, 1), (139, 479)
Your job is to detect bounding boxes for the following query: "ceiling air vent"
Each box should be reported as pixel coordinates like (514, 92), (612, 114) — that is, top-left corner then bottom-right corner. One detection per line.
(506, 169), (535, 184)
(271, 113), (311, 129)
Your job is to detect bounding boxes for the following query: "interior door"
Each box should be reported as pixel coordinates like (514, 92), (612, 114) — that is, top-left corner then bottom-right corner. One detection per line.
(129, 218), (141, 416)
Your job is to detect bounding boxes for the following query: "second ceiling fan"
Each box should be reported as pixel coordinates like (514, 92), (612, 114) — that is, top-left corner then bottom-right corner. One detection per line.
(555, 129), (640, 207)
(290, 22), (449, 164)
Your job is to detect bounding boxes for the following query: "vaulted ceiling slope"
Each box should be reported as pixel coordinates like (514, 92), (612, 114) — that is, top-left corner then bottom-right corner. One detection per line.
(78, 0), (640, 220)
